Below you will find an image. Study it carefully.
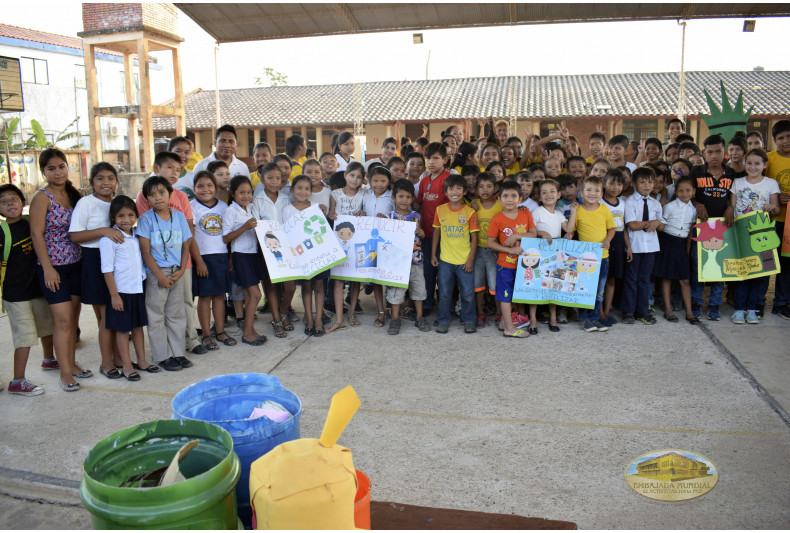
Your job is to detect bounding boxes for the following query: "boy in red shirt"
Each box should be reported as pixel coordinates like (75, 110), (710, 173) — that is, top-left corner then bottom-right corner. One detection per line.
(417, 142), (450, 312)
(487, 181), (537, 337)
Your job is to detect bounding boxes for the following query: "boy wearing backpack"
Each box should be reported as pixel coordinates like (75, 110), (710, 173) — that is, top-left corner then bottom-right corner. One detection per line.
(0, 184), (55, 395)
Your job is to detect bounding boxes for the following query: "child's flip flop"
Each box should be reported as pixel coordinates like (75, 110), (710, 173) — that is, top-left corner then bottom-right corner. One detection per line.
(503, 329), (530, 338)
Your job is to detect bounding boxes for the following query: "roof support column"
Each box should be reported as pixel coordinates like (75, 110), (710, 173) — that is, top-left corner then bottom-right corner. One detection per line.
(315, 127), (323, 154)
(137, 35), (153, 172)
(122, 51), (139, 172)
(172, 44), (186, 137)
(82, 42), (102, 166)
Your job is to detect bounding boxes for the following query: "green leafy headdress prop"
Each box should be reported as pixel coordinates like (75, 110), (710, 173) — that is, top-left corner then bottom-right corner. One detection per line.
(701, 81), (753, 143)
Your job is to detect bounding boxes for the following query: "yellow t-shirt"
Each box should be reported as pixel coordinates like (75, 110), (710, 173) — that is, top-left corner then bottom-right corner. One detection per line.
(474, 199), (503, 248)
(433, 203), (480, 265)
(250, 170), (261, 190)
(585, 156), (596, 165)
(186, 152), (203, 172)
(505, 161), (521, 176)
(574, 204), (615, 259)
(289, 163), (302, 183)
(767, 150), (790, 222)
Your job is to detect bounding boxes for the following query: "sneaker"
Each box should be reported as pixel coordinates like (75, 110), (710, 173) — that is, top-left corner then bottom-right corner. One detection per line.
(415, 316), (431, 332)
(691, 304), (702, 318)
(745, 310), (759, 324)
(40, 358), (60, 371)
(756, 305), (764, 320)
(511, 312), (530, 329)
(637, 315), (657, 325)
(387, 318), (401, 335)
(646, 305), (655, 316)
(778, 306), (790, 320)
(593, 320), (609, 332)
(708, 305), (720, 321)
(603, 315), (618, 326)
(622, 313), (635, 324)
(475, 314), (487, 328)
(557, 310), (568, 324)
(581, 319), (598, 332)
(464, 322), (477, 334)
(731, 310), (745, 324)
(8, 379), (44, 396)
(436, 323), (449, 334)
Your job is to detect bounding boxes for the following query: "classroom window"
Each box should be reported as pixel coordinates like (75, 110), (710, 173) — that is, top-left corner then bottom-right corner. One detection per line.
(274, 130), (285, 153)
(622, 119), (657, 142)
(20, 57), (49, 85)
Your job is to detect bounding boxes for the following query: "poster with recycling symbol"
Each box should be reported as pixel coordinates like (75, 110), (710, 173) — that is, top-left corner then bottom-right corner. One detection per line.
(255, 205), (347, 281)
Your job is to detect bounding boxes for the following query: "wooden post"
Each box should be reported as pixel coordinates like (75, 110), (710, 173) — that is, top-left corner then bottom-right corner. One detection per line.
(315, 126), (323, 154)
(82, 42), (102, 166)
(656, 118), (665, 143)
(607, 120), (615, 140)
(172, 44), (186, 137)
(137, 35), (153, 172)
(123, 52), (139, 172)
(465, 119), (472, 141)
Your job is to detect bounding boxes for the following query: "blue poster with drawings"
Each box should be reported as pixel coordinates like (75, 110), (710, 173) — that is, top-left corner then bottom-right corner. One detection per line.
(512, 238), (603, 309)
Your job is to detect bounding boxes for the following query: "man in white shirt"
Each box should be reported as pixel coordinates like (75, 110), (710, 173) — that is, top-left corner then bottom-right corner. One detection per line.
(192, 125), (251, 188)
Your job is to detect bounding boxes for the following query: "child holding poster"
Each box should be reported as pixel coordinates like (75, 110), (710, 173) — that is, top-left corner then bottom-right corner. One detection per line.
(284, 176), (327, 336)
(384, 179), (432, 335)
(729, 148), (780, 324)
(487, 180), (536, 338)
(431, 174), (480, 334)
(326, 162), (366, 332)
(531, 179), (575, 332)
(766, 120), (790, 319)
(573, 176), (616, 332)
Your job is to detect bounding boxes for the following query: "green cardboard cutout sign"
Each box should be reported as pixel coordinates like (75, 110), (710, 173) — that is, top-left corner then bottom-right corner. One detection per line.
(701, 81), (753, 143)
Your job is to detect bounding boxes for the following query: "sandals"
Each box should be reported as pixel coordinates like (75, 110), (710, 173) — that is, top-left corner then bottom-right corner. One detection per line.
(374, 311), (386, 327)
(686, 316), (701, 325)
(213, 331), (237, 346)
(271, 321), (288, 338)
(503, 329), (529, 338)
(122, 371), (141, 382)
(100, 366), (123, 379)
(242, 335), (268, 346)
(201, 335), (219, 351)
(313, 327), (325, 338)
(59, 379), (80, 392)
(325, 320), (348, 334)
(349, 314), (361, 327)
(132, 362), (160, 373)
(72, 368), (93, 379)
(664, 314), (680, 323)
(304, 326), (315, 336)
(282, 317), (294, 331)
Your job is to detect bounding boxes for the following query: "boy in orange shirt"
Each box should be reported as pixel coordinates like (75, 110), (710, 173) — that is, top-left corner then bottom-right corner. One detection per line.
(431, 175), (479, 334)
(487, 181), (537, 337)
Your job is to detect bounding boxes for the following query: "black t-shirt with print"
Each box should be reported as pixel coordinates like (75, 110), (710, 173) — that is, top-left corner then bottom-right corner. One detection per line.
(691, 165), (736, 218)
(0, 218), (42, 302)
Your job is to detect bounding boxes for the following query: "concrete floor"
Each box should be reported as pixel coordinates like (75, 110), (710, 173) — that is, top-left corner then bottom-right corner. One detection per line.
(0, 293), (788, 529)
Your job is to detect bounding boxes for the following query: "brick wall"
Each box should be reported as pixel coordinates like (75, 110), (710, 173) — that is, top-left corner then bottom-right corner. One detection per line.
(82, 3), (178, 36)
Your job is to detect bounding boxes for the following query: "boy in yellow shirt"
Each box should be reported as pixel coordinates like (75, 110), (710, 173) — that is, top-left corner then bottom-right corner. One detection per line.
(431, 175), (479, 334)
(472, 172), (502, 327)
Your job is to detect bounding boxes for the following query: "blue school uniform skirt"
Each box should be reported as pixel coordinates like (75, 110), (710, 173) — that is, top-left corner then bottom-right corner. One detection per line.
(232, 251), (267, 288)
(80, 248), (110, 305)
(607, 231), (627, 279)
(105, 292), (147, 332)
(653, 233), (689, 280)
(193, 253), (231, 297)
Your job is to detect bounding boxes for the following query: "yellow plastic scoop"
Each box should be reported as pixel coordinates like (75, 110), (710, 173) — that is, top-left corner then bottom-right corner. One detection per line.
(250, 386), (362, 529)
(320, 386), (361, 448)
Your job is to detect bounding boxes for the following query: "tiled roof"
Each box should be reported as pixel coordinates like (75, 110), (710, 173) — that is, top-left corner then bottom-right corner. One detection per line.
(0, 23), (121, 56)
(154, 70), (790, 131)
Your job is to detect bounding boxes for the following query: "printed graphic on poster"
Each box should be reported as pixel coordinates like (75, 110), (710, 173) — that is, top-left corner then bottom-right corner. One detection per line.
(255, 205), (347, 282)
(693, 212), (780, 281)
(782, 203), (790, 258)
(329, 215), (416, 288)
(512, 238), (603, 309)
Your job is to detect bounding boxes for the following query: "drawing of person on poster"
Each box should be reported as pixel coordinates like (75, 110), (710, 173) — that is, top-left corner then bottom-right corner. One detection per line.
(692, 220), (729, 280)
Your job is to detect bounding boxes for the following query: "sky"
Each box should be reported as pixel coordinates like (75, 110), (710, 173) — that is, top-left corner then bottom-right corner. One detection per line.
(2, 2), (788, 103)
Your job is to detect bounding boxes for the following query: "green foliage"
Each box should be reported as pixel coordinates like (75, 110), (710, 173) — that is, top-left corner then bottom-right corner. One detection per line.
(255, 67), (288, 87)
(701, 81), (753, 143)
(0, 117), (81, 150)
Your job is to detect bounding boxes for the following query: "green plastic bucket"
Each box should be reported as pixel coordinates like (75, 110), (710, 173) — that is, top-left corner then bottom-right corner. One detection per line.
(80, 419), (241, 529)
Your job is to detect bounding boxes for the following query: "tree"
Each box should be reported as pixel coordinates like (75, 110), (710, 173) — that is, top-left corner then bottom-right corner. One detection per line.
(0, 117), (81, 150)
(255, 67), (288, 87)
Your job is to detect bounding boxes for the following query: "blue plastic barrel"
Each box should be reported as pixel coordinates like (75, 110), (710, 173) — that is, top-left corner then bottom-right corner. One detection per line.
(172, 373), (302, 529)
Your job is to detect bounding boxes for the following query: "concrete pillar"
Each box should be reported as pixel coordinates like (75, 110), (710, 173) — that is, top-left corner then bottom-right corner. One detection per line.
(607, 120), (615, 140)
(266, 128), (276, 148)
(385, 124), (393, 139)
(532, 122), (541, 136)
(698, 120), (709, 142)
(315, 127), (323, 154)
(657, 119), (665, 143)
(300, 126), (307, 140)
(136, 35), (153, 172)
(615, 119), (623, 135)
(285, 127), (293, 139)
(689, 119), (699, 142)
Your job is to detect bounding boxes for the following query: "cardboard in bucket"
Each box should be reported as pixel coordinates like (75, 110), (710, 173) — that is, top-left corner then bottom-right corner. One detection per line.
(250, 385), (365, 529)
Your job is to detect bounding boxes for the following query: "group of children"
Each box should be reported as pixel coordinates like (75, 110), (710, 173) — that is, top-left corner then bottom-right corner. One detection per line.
(2, 119), (788, 393)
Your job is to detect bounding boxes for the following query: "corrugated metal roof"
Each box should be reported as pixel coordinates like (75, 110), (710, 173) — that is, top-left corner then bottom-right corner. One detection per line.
(176, 3), (790, 43)
(153, 71), (790, 131)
